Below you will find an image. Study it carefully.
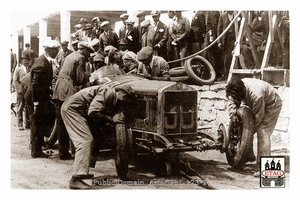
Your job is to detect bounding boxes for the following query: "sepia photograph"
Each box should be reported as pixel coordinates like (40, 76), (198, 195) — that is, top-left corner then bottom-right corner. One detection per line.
(7, 0), (297, 197)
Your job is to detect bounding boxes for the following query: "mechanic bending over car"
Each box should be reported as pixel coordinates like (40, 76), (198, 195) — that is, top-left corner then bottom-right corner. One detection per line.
(61, 84), (137, 189)
(225, 78), (282, 177)
(137, 46), (171, 81)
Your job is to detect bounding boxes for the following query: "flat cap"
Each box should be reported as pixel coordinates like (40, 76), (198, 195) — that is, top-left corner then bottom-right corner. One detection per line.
(42, 40), (61, 49)
(115, 84), (137, 99)
(61, 41), (69, 45)
(125, 19), (135, 25)
(104, 45), (116, 53)
(120, 13), (129, 19)
(91, 17), (99, 22)
(93, 53), (105, 62)
(140, 20), (151, 28)
(151, 10), (161, 16)
(100, 21), (110, 27)
(137, 46), (153, 61)
(90, 38), (100, 47)
(136, 11), (145, 17)
(21, 53), (30, 60)
(84, 23), (93, 30)
(78, 18), (88, 24)
(71, 40), (80, 45)
(108, 47), (118, 58)
(74, 24), (82, 29)
(78, 41), (95, 52)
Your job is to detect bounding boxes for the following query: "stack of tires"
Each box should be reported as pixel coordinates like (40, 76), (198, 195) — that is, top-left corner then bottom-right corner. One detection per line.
(169, 56), (216, 85)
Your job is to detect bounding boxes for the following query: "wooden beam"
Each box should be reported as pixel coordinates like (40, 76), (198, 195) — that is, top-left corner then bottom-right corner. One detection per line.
(261, 14), (278, 69)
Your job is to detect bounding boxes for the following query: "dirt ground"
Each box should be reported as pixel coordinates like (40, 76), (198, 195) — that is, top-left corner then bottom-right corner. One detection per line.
(10, 108), (290, 191)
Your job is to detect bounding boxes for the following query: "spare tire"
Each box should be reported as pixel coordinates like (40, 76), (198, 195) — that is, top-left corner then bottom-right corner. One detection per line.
(184, 56), (216, 85)
(169, 66), (187, 77)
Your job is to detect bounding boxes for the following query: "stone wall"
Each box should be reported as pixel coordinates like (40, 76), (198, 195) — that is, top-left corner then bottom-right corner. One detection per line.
(192, 84), (290, 149)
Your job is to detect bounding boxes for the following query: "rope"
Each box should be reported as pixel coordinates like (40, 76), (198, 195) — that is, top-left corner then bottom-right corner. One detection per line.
(168, 11), (243, 64)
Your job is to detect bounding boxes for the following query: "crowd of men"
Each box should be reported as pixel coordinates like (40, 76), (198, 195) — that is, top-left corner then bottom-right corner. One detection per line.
(11, 10), (289, 189)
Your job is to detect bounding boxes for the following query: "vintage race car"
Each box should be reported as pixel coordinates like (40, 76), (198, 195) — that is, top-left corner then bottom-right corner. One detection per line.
(88, 64), (255, 180)
(45, 63), (254, 188)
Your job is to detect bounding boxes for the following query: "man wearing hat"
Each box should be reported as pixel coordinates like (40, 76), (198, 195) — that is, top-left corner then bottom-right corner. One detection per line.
(61, 84), (137, 189)
(22, 43), (38, 71)
(150, 10), (168, 60)
(118, 13), (129, 40)
(124, 19), (139, 53)
(137, 46), (170, 81)
(136, 11), (146, 45)
(30, 40), (61, 158)
(71, 40), (80, 51)
(56, 41), (73, 67)
(13, 54), (30, 130)
(91, 17), (103, 40)
(189, 11), (206, 55)
(52, 41), (94, 160)
(75, 18), (88, 41)
(82, 23), (93, 43)
(169, 11), (191, 67)
(99, 21), (119, 55)
(140, 19), (151, 47)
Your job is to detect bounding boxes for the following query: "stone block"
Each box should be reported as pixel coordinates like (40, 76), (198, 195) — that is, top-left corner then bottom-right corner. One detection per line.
(275, 116), (289, 132)
(199, 98), (215, 109)
(214, 99), (227, 110)
(198, 108), (217, 122)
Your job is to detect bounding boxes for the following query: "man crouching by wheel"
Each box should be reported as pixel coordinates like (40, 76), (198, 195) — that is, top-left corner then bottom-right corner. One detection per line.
(225, 78), (282, 177)
(61, 84), (137, 189)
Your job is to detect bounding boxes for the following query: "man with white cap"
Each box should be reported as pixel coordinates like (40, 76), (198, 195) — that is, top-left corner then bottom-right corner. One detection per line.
(118, 13), (129, 40)
(52, 41), (94, 160)
(124, 19), (139, 53)
(99, 21), (119, 55)
(30, 39), (61, 158)
(150, 10), (168, 60)
(91, 17), (103, 40)
(137, 46), (170, 81)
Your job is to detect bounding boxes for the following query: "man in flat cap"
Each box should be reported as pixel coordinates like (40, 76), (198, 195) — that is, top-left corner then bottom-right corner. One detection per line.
(82, 23), (94, 43)
(118, 13), (129, 41)
(137, 46), (170, 81)
(52, 41), (94, 160)
(140, 20), (151, 48)
(71, 40), (80, 51)
(169, 11), (191, 67)
(30, 40), (61, 158)
(13, 54), (30, 130)
(75, 18), (88, 41)
(124, 19), (139, 53)
(91, 17), (103, 40)
(136, 11), (146, 47)
(99, 21), (119, 55)
(149, 10), (168, 60)
(61, 84), (137, 189)
(56, 41), (73, 67)
(22, 43), (38, 71)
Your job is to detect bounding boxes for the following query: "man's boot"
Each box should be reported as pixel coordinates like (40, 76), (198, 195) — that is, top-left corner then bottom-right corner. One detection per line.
(69, 176), (92, 190)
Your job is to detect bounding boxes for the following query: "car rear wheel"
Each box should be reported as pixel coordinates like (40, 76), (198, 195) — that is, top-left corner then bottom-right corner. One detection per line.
(226, 106), (255, 168)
